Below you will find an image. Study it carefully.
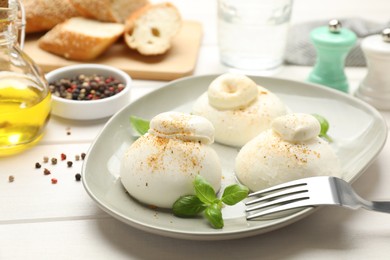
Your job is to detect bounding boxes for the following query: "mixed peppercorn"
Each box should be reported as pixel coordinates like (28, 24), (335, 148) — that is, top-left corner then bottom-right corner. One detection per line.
(31, 153), (85, 184)
(49, 74), (125, 101)
(7, 130), (86, 185)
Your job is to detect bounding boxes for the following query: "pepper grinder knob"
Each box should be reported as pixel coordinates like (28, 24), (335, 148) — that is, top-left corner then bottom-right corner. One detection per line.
(307, 20), (357, 93)
(355, 28), (390, 110)
(328, 19), (341, 33)
(382, 28), (390, 42)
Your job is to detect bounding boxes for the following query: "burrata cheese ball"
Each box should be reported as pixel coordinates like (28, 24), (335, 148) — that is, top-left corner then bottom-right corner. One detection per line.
(235, 113), (341, 191)
(192, 73), (289, 147)
(120, 111), (222, 208)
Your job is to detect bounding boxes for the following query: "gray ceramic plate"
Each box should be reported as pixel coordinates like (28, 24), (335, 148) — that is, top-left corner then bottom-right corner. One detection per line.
(82, 75), (387, 240)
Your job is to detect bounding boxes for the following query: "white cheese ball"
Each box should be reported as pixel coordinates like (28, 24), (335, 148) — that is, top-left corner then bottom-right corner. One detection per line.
(120, 112), (222, 208)
(193, 74), (288, 147)
(235, 113), (341, 191)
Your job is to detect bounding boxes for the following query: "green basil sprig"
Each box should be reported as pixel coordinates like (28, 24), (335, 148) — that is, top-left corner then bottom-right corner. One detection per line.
(312, 114), (332, 142)
(129, 115), (150, 135)
(172, 175), (249, 229)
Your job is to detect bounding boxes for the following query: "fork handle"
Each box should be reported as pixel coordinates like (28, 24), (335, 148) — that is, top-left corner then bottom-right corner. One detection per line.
(364, 201), (390, 213)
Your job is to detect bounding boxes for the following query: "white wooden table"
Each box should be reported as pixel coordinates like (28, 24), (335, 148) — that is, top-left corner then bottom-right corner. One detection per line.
(1, 0), (390, 259)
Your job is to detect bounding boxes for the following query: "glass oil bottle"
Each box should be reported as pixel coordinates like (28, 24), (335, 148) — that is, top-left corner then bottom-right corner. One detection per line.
(0, 0), (51, 156)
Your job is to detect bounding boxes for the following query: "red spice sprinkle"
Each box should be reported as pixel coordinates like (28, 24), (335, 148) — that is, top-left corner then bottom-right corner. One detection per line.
(51, 178), (58, 184)
(61, 153), (67, 161)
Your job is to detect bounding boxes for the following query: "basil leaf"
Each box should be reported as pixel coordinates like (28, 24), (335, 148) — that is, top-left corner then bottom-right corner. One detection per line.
(172, 176), (248, 229)
(204, 203), (224, 229)
(130, 115), (150, 135)
(221, 184), (249, 206)
(172, 195), (207, 217)
(312, 114), (332, 142)
(194, 175), (217, 204)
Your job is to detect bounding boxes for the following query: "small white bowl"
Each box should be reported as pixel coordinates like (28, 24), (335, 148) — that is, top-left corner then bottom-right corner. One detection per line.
(46, 64), (132, 120)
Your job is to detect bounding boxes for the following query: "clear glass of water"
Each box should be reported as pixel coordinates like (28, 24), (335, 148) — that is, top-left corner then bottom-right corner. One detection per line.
(218, 0), (293, 72)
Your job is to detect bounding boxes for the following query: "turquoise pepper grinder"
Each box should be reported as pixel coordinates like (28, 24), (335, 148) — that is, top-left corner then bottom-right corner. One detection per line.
(308, 20), (357, 93)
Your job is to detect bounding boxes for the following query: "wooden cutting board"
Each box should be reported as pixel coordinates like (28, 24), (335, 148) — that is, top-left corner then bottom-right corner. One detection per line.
(23, 21), (202, 81)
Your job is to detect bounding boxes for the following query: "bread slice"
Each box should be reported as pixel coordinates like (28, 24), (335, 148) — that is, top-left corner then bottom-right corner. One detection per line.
(124, 2), (182, 56)
(38, 17), (125, 61)
(23, 0), (81, 33)
(68, 0), (149, 23)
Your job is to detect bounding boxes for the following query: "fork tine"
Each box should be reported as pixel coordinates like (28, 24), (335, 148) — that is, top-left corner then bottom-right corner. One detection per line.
(246, 199), (313, 220)
(246, 193), (309, 213)
(248, 179), (308, 198)
(245, 185), (309, 206)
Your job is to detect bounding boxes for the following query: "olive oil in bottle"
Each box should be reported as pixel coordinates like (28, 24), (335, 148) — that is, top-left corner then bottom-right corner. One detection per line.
(0, 0), (51, 156)
(0, 75), (51, 156)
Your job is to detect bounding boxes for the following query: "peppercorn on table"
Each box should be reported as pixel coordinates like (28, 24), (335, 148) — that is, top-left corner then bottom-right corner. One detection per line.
(1, 0), (390, 259)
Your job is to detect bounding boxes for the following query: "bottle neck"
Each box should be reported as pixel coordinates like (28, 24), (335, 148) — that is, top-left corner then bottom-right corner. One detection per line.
(0, 1), (23, 47)
(0, 23), (17, 46)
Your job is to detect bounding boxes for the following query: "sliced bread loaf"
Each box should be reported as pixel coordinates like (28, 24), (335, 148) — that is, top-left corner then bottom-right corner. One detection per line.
(124, 2), (182, 56)
(68, 0), (149, 23)
(38, 17), (125, 61)
(23, 0), (81, 33)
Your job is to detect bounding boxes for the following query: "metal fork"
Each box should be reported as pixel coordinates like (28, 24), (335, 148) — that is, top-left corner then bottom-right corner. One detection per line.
(245, 176), (390, 220)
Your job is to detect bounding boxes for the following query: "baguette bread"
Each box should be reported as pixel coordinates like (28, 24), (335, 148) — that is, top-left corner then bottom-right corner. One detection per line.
(38, 17), (125, 61)
(23, 0), (81, 33)
(124, 2), (182, 56)
(68, 0), (149, 23)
